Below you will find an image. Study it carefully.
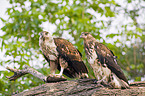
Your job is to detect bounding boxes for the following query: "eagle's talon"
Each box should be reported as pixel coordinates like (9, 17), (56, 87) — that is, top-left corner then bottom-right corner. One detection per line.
(53, 74), (64, 78)
(96, 83), (105, 88)
(93, 79), (106, 84)
(93, 80), (105, 87)
(93, 80), (98, 84)
(94, 79), (112, 88)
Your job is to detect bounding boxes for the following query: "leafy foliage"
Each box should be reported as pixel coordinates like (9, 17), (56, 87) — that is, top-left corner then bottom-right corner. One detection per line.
(0, 0), (145, 95)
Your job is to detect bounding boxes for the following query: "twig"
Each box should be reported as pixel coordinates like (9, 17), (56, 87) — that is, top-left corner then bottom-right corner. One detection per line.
(6, 66), (28, 81)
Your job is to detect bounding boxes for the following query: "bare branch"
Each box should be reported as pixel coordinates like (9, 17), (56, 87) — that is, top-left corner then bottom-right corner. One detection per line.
(6, 66), (28, 81)
(6, 65), (67, 82)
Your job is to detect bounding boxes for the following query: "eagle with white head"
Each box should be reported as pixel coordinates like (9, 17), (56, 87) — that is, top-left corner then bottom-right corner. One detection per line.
(39, 31), (88, 78)
(80, 32), (129, 88)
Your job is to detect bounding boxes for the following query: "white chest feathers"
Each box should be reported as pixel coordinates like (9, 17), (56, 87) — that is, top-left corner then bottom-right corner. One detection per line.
(86, 47), (98, 65)
(39, 39), (58, 60)
(86, 48), (111, 82)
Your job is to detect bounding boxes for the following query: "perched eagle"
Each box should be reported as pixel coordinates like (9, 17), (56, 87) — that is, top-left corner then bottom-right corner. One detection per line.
(80, 32), (129, 88)
(39, 31), (88, 78)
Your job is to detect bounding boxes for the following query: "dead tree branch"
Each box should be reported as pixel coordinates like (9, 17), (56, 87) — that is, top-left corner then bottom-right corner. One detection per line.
(6, 65), (67, 83)
(12, 79), (145, 96)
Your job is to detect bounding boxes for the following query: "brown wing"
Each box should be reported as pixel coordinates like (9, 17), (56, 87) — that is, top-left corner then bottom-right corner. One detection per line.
(94, 42), (128, 84)
(54, 38), (88, 78)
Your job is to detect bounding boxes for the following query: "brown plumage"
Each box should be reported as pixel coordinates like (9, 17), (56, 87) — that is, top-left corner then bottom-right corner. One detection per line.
(80, 32), (129, 88)
(39, 31), (88, 78)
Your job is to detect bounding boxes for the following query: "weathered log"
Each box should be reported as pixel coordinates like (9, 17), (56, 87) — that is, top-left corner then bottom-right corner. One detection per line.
(12, 79), (145, 96)
(6, 65), (145, 96)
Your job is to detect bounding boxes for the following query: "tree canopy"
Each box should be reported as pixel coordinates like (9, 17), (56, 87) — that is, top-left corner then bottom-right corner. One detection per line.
(0, 0), (145, 95)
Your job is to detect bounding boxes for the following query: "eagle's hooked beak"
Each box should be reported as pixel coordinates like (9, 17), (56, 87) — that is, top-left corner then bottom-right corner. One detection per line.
(39, 32), (44, 39)
(80, 32), (85, 38)
(39, 32), (43, 36)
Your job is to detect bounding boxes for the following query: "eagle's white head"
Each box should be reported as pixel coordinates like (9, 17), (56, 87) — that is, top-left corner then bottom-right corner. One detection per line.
(39, 31), (53, 41)
(39, 31), (55, 48)
(80, 32), (93, 39)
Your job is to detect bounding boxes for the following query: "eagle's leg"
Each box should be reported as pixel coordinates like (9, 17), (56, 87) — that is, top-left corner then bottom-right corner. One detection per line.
(57, 67), (64, 76)
(50, 61), (58, 76)
(55, 57), (68, 77)
(94, 76), (112, 88)
(94, 76), (107, 84)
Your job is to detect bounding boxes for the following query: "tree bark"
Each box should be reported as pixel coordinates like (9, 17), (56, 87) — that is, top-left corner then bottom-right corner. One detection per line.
(6, 65), (145, 96)
(12, 79), (145, 96)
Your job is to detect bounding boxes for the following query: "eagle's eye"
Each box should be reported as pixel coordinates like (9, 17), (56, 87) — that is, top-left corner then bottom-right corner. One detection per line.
(85, 33), (88, 35)
(45, 32), (48, 35)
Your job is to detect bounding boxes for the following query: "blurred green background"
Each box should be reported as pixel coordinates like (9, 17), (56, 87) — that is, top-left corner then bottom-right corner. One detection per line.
(0, 0), (145, 95)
